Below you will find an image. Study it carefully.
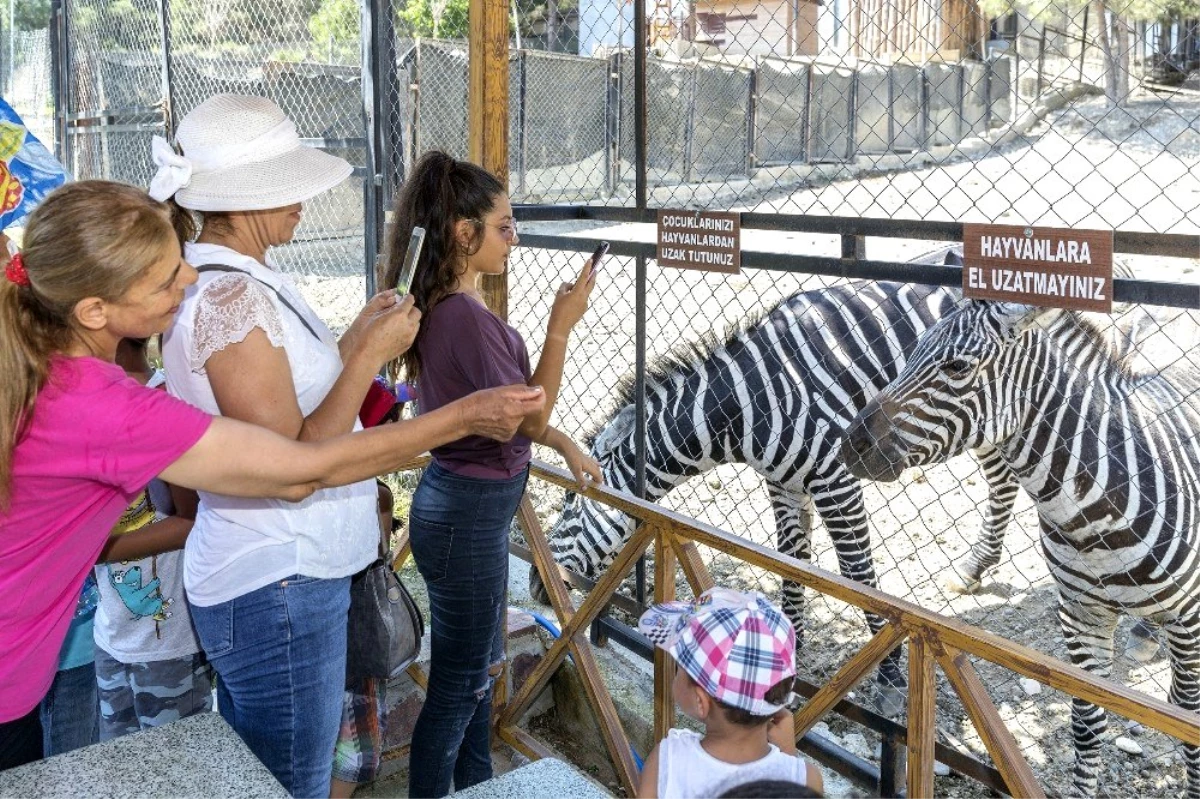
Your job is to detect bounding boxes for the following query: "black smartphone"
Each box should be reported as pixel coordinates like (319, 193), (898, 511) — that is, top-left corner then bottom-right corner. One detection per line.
(589, 241), (610, 279)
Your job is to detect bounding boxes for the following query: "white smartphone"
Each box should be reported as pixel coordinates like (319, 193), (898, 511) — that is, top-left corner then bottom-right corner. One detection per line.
(396, 226), (426, 294)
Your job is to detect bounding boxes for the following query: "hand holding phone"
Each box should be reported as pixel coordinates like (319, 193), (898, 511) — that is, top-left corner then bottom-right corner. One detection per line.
(588, 241), (609, 281)
(396, 226), (426, 295)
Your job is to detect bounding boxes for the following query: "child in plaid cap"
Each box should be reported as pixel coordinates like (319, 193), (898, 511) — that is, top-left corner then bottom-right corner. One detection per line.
(635, 587), (823, 798)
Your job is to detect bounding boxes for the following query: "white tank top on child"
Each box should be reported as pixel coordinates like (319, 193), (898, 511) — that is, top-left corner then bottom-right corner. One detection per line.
(657, 728), (808, 799)
(162, 243), (377, 607)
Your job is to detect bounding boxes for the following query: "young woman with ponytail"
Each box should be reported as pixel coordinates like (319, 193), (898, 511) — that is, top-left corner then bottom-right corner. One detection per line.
(381, 150), (601, 798)
(0, 180), (543, 772)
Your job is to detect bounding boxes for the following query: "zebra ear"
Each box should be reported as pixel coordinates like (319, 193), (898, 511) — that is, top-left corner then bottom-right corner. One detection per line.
(594, 404), (636, 458)
(992, 301), (1058, 335)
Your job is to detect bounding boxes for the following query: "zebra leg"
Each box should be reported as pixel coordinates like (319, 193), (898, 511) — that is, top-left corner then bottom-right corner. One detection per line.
(766, 482), (813, 669)
(949, 445), (1020, 594)
(1163, 618), (1200, 799)
(1058, 598), (1120, 798)
(806, 473), (906, 717)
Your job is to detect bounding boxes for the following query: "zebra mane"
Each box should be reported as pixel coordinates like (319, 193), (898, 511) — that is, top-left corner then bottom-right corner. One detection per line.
(583, 303), (778, 448)
(1047, 306), (1199, 383)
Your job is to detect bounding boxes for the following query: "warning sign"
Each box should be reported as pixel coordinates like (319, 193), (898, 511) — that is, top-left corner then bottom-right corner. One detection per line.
(657, 210), (741, 274)
(962, 224), (1114, 312)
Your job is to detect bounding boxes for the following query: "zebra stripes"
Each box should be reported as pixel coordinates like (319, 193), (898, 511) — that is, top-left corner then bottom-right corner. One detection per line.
(843, 300), (1200, 798)
(536, 279), (1021, 715)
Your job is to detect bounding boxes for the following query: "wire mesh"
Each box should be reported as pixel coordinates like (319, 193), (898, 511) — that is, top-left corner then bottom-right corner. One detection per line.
(2, 28), (55, 144)
(514, 240), (1198, 797)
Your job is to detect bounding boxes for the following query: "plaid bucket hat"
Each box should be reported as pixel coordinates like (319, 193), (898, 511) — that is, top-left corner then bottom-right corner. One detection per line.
(638, 587), (796, 716)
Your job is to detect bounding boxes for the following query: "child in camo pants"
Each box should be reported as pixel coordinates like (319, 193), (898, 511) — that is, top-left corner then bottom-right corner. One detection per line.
(92, 337), (213, 740)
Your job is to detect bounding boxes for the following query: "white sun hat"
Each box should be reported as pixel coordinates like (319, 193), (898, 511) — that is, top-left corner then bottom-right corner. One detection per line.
(147, 93), (352, 212)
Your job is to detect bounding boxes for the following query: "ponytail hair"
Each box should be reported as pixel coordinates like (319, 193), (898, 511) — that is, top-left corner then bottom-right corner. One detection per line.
(0, 180), (176, 507)
(382, 150), (504, 381)
(166, 196), (198, 246)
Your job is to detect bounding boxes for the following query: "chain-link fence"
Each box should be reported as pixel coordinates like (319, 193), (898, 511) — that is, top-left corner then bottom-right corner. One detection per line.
(494, 6), (1200, 795)
(52, 0), (368, 331)
(1, 28), (54, 145)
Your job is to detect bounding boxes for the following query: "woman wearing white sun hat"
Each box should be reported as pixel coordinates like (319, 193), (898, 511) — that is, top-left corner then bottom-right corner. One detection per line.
(151, 94), (411, 799)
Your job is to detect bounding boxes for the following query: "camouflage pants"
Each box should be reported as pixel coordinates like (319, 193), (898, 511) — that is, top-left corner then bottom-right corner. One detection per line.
(94, 649), (214, 741)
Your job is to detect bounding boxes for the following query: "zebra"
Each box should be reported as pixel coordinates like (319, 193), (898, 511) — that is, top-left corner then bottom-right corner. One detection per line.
(532, 278), (1024, 716)
(841, 299), (1200, 798)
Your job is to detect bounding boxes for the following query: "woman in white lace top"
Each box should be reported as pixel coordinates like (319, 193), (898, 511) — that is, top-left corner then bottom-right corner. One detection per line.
(153, 94), (412, 799)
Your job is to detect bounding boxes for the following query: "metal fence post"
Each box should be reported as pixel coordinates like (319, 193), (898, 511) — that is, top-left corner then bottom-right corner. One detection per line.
(362, 0), (390, 297)
(1080, 4), (1090, 83)
(605, 50), (619, 197)
(886, 62), (896, 152)
(847, 66), (858, 161)
(633, 0), (649, 610)
(410, 42), (422, 166)
(1036, 23), (1047, 96)
(380, 5), (403, 202)
(59, 0), (73, 175)
(684, 63), (697, 183)
(49, 0), (65, 162)
(919, 64), (929, 151)
(155, 0), (174, 136)
(803, 60), (814, 161)
(746, 63), (757, 175)
(984, 58), (993, 130)
(955, 63), (965, 144)
(517, 49), (527, 199)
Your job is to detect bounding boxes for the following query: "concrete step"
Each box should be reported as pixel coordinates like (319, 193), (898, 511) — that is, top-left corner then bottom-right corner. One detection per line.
(452, 758), (612, 799)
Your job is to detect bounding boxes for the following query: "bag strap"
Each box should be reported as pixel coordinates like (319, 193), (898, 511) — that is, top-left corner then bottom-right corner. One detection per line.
(199, 264), (396, 562)
(195, 264), (322, 342)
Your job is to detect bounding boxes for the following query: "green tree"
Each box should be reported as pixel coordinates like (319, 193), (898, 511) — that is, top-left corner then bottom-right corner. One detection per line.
(308, 0), (358, 62)
(11, 0), (51, 31)
(399, 0), (471, 38)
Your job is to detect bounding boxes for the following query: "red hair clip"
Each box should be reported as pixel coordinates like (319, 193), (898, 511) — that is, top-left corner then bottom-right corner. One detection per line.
(5, 252), (30, 287)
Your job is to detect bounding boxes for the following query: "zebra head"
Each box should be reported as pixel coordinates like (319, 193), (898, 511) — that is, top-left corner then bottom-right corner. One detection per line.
(842, 299), (1057, 481)
(530, 404), (642, 602)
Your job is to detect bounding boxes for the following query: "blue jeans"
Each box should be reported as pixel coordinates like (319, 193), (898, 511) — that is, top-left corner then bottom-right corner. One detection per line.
(406, 462), (529, 798)
(189, 575), (350, 799)
(38, 662), (99, 756)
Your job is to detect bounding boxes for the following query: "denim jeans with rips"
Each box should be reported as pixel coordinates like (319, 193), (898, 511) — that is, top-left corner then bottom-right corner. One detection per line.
(189, 574), (350, 799)
(406, 461), (529, 798)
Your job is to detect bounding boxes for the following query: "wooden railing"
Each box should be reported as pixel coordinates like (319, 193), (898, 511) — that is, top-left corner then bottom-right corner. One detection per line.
(397, 457), (1199, 798)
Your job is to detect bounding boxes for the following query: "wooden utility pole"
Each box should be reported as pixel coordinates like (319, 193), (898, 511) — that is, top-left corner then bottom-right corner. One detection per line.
(468, 0), (510, 319)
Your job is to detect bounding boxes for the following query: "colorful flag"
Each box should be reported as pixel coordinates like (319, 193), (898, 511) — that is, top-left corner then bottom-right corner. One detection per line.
(0, 96), (67, 231)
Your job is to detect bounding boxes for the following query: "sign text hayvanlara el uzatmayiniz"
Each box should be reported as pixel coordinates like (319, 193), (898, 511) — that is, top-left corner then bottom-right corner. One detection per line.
(962, 224), (1114, 312)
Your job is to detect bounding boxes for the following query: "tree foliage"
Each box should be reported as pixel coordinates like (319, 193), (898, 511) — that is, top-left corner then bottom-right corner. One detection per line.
(399, 0), (472, 39)
(308, 0), (358, 61)
(11, 0), (51, 31)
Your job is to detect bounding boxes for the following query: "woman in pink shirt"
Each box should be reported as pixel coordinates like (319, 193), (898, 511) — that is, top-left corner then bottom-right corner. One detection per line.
(0, 180), (544, 771)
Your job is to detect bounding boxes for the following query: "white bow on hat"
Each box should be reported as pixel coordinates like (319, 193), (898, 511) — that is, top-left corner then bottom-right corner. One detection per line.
(148, 136), (192, 202)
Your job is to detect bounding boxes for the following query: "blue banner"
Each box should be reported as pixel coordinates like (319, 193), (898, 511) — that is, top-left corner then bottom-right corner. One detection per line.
(0, 97), (67, 231)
